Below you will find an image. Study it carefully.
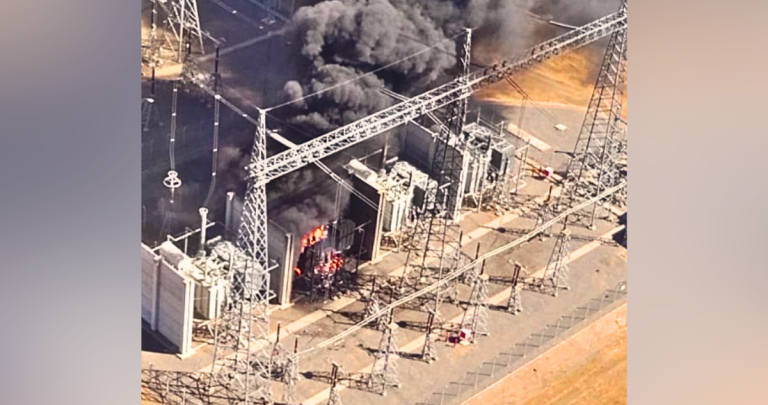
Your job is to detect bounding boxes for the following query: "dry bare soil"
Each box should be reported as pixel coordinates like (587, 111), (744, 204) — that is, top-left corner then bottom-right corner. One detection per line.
(475, 50), (628, 118)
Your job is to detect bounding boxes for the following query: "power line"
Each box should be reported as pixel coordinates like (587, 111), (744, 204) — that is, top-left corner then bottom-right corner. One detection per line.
(296, 181), (626, 357)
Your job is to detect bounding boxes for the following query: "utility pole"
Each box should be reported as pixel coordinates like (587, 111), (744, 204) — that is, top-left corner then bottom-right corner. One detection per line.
(203, 46), (222, 208)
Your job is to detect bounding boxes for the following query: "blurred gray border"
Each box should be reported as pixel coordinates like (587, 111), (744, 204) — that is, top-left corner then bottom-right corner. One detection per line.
(0, 0), (767, 404)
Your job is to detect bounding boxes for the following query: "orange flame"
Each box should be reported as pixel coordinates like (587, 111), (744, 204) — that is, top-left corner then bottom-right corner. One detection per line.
(294, 267), (302, 276)
(301, 225), (328, 253)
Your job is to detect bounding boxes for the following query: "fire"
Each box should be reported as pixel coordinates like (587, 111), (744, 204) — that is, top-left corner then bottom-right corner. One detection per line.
(294, 266), (302, 276)
(301, 224), (328, 253)
(316, 251), (345, 274)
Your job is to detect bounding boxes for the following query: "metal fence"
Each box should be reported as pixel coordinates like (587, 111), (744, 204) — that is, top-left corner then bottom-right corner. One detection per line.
(418, 280), (627, 405)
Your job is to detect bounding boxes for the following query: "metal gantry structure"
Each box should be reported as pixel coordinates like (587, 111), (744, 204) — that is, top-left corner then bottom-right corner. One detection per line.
(463, 273), (490, 338)
(559, 0), (628, 228)
(369, 323), (402, 396)
(541, 228), (572, 297)
(207, 109), (276, 405)
(399, 29), (473, 328)
(199, 8), (626, 405)
(246, 9), (628, 186)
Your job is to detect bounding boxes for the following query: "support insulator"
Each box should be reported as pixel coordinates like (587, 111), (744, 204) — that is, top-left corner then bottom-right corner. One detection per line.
(163, 170), (182, 190)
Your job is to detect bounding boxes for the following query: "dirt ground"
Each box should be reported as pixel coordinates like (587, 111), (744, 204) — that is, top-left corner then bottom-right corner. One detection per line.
(474, 50), (628, 119)
(462, 303), (627, 405)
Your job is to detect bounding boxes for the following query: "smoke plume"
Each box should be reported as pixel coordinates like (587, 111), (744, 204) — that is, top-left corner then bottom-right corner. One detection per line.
(265, 0), (619, 237)
(282, 0), (621, 132)
(269, 164), (351, 238)
(283, 0), (496, 131)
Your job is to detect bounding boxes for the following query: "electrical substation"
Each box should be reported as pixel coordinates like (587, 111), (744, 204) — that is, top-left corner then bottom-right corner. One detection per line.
(141, 1), (628, 404)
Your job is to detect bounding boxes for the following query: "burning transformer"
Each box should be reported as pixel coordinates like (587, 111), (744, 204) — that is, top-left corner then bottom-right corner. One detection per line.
(293, 219), (356, 300)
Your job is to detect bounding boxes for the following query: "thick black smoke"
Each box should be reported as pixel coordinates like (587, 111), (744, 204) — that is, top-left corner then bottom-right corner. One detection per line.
(282, 0), (620, 131)
(282, 0), (497, 131)
(265, 0), (619, 238)
(269, 164), (351, 238)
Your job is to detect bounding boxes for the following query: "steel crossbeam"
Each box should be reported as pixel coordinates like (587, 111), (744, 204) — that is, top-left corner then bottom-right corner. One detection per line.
(247, 9), (627, 186)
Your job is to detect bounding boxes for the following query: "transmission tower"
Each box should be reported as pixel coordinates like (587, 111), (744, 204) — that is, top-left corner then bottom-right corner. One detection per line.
(559, 0), (628, 228)
(208, 109), (274, 405)
(369, 323), (401, 396)
(463, 274), (490, 338)
(399, 29), (473, 319)
(541, 228), (572, 297)
(506, 262), (524, 314)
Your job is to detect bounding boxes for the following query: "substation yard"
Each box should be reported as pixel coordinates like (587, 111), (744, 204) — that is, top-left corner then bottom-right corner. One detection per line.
(141, 1), (628, 404)
(142, 173), (628, 405)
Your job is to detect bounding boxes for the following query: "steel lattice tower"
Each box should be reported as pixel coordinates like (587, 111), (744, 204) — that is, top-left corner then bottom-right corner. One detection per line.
(369, 323), (402, 396)
(208, 110), (274, 405)
(399, 29), (473, 316)
(463, 274), (490, 337)
(559, 0), (628, 228)
(541, 229), (572, 297)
